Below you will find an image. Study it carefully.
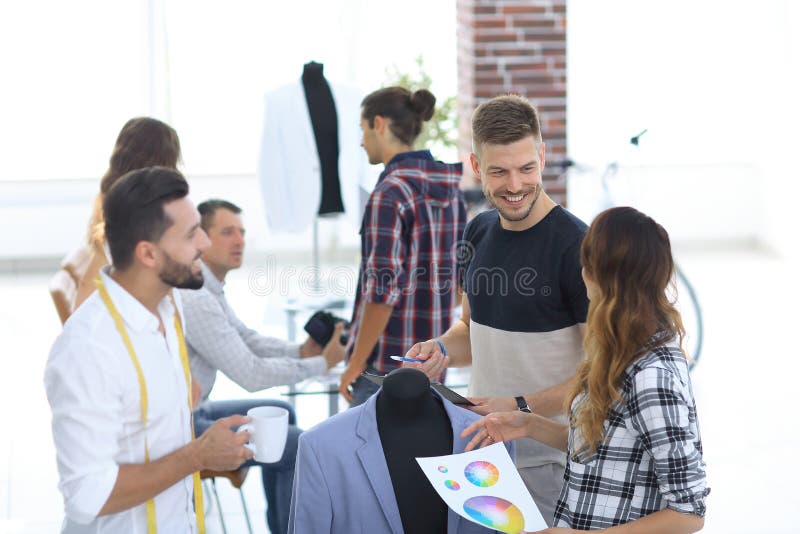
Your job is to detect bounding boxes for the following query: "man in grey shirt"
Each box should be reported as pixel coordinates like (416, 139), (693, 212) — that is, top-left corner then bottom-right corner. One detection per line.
(181, 199), (344, 534)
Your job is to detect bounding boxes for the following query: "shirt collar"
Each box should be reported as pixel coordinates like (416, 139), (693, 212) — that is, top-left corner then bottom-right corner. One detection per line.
(99, 266), (176, 333)
(386, 149), (433, 166)
(199, 261), (225, 296)
(379, 150), (434, 182)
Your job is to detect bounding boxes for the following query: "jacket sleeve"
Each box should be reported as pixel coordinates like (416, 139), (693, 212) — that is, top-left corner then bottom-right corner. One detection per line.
(226, 305), (302, 359)
(183, 288), (326, 392)
(288, 433), (334, 534)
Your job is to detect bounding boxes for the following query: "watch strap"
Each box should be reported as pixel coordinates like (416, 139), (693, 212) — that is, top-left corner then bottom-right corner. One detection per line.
(515, 395), (532, 413)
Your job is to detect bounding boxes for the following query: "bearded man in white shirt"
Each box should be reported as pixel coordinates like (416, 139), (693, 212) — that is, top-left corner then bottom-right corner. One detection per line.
(180, 199), (344, 534)
(45, 167), (251, 533)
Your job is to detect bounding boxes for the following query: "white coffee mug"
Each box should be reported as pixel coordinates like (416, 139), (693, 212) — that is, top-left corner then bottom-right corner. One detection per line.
(239, 406), (289, 463)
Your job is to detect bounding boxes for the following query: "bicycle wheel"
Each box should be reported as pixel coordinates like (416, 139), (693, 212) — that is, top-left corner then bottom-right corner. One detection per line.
(671, 264), (704, 371)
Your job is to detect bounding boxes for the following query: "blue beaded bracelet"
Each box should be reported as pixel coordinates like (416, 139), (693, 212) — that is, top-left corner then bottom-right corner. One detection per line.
(434, 339), (447, 357)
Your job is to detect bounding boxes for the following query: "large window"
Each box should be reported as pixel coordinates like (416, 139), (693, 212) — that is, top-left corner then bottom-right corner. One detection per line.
(0, 1), (149, 181)
(1, 0), (457, 182)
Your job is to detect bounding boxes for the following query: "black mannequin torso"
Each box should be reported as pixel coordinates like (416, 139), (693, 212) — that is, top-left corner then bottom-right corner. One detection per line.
(301, 61), (344, 215)
(376, 368), (452, 534)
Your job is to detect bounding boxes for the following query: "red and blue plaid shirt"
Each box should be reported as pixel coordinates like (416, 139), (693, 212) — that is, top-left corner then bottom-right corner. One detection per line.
(347, 150), (466, 373)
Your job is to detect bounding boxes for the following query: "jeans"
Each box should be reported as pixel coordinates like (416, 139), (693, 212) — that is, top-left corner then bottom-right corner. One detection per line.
(349, 374), (381, 408)
(194, 398), (299, 534)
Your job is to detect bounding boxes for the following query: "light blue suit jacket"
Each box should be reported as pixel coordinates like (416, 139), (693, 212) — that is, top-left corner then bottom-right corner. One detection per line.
(288, 389), (513, 534)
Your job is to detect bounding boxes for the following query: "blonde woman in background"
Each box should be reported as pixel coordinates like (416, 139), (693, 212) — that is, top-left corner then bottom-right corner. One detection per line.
(463, 206), (709, 532)
(75, 117), (182, 308)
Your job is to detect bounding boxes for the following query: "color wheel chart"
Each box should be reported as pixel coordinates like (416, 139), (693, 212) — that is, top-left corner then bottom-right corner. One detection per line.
(463, 495), (525, 533)
(464, 461), (500, 487)
(416, 442), (547, 533)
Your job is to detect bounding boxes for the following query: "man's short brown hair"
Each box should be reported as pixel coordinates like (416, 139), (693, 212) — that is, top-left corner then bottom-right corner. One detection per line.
(471, 95), (542, 153)
(197, 199), (242, 233)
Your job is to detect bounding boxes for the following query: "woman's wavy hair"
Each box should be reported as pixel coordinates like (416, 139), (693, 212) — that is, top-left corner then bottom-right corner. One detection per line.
(88, 117), (181, 248)
(567, 206), (685, 458)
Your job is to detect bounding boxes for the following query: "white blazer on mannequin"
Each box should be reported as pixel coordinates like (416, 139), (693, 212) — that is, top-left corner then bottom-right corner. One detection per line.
(257, 80), (377, 233)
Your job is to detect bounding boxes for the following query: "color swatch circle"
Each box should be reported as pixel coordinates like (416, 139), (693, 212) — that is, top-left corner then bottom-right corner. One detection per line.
(464, 461), (500, 487)
(463, 496), (525, 534)
(444, 480), (460, 490)
(438, 465), (448, 473)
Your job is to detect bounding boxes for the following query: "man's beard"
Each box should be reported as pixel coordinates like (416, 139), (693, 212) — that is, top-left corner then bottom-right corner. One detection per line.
(159, 250), (204, 290)
(486, 183), (541, 223)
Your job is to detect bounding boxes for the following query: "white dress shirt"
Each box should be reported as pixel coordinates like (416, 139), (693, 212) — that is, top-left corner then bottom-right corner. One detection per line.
(180, 262), (328, 401)
(44, 268), (196, 533)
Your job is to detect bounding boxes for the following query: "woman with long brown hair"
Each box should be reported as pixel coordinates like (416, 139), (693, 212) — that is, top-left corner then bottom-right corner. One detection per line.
(462, 207), (708, 532)
(75, 117), (182, 307)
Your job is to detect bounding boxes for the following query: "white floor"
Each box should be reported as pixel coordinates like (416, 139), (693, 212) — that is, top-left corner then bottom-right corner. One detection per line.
(0, 245), (797, 533)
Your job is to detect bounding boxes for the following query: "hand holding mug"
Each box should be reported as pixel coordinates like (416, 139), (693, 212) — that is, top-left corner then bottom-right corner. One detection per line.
(195, 414), (253, 471)
(238, 406), (290, 463)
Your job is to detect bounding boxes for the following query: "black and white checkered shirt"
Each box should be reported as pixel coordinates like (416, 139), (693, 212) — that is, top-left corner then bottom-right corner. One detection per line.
(553, 344), (709, 529)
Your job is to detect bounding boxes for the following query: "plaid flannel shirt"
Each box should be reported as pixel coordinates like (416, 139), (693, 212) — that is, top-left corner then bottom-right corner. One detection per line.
(347, 150), (466, 373)
(554, 344), (709, 529)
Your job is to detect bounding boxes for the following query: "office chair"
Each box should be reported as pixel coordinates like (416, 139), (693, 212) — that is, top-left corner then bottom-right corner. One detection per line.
(200, 467), (254, 534)
(48, 246), (92, 324)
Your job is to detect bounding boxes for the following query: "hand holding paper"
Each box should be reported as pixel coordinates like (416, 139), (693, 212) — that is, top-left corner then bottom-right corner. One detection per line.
(416, 442), (547, 533)
(461, 411), (535, 451)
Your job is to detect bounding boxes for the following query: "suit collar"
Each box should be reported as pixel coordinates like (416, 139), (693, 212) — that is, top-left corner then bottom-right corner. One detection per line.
(440, 394), (474, 534)
(199, 261), (224, 297)
(294, 79), (320, 155)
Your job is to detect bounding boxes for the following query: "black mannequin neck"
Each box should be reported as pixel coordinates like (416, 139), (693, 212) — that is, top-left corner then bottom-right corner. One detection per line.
(376, 367), (441, 421)
(302, 61), (325, 85)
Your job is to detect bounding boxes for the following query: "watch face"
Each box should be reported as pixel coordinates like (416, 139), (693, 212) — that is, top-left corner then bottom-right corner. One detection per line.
(516, 396), (532, 412)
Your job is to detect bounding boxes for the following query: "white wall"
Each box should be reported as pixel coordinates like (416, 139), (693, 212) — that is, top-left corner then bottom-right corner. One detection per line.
(567, 0), (800, 256)
(755, 1), (800, 259)
(0, 174), (363, 262)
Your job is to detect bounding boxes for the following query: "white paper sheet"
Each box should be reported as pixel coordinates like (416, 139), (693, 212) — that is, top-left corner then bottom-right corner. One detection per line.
(416, 442), (547, 533)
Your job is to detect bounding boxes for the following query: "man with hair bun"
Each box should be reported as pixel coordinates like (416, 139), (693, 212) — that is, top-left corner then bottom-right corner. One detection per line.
(338, 86), (467, 406)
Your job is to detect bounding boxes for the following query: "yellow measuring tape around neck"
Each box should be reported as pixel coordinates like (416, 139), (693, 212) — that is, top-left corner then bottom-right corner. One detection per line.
(95, 277), (205, 534)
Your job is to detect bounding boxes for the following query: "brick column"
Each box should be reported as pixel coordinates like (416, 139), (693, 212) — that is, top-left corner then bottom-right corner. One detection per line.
(457, 0), (567, 204)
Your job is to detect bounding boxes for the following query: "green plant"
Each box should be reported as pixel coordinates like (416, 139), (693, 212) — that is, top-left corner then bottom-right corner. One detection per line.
(383, 55), (458, 155)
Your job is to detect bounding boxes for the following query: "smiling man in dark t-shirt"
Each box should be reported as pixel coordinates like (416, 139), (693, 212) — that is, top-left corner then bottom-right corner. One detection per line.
(405, 94), (589, 524)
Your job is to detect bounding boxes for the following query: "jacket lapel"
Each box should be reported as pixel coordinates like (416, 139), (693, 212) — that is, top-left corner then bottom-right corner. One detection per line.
(442, 394), (475, 534)
(355, 393), (405, 534)
(293, 79), (320, 159)
(443, 393), (507, 534)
